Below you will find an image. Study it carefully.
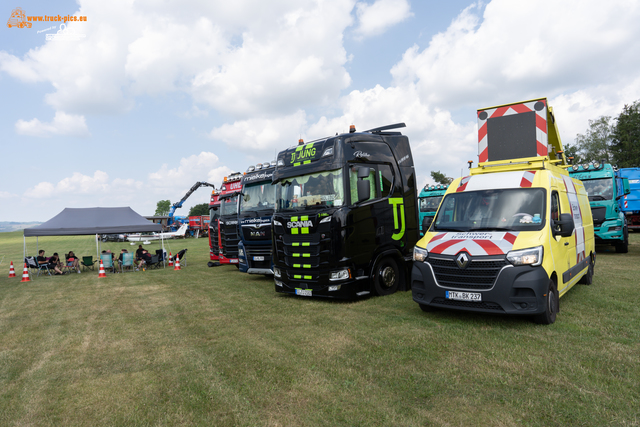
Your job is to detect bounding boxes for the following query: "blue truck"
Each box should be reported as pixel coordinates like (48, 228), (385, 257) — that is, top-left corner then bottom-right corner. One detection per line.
(569, 162), (630, 252)
(418, 184), (448, 236)
(237, 162), (277, 275)
(619, 168), (640, 232)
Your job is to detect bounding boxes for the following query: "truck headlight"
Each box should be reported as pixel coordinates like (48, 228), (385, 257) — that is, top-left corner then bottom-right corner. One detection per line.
(238, 248), (244, 257)
(274, 267), (281, 278)
(413, 246), (428, 262)
(330, 268), (351, 281)
(273, 220), (282, 227)
(506, 246), (543, 266)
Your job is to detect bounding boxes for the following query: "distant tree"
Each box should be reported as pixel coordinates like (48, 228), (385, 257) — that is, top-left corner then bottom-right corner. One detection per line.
(574, 116), (614, 164)
(431, 170), (453, 185)
(611, 100), (640, 167)
(563, 142), (582, 165)
(154, 200), (171, 216)
(188, 203), (209, 216)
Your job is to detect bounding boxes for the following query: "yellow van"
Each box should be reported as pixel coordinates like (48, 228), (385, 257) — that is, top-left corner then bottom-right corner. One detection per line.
(412, 98), (595, 324)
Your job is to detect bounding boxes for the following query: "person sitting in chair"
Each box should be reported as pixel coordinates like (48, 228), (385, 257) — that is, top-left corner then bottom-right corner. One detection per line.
(46, 252), (65, 275)
(67, 251), (81, 273)
(137, 250), (152, 270)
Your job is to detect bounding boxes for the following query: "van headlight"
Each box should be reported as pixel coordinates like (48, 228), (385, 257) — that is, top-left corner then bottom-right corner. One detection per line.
(413, 246), (428, 262)
(506, 246), (543, 266)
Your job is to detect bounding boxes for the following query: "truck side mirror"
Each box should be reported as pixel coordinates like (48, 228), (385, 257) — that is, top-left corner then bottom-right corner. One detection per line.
(553, 213), (575, 237)
(422, 216), (433, 232)
(356, 166), (371, 203)
(623, 177), (631, 196)
(357, 180), (370, 203)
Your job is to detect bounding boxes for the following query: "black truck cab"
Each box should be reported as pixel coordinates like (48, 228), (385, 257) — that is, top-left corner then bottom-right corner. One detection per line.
(271, 124), (418, 299)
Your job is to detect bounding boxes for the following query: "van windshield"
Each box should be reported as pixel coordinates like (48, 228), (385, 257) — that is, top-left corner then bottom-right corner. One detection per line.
(433, 188), (546, 232)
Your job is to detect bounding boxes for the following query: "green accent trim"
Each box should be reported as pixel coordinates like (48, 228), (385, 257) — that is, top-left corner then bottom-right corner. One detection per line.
(303, 264), (311, 269)
(294, 275), (302, 279)
(304, 275), (312, 280)
(389, 197), (406, 241)
(291, 228), (299, 235)
(303, 253), (310, 258)
(301, 215), (308, 221)
(292, 242), (300, 247)
(302, 242), (310, 247)
(293, 264), (301, 268)
(301, 228), (309, 234)
(293, 253), (300, 257)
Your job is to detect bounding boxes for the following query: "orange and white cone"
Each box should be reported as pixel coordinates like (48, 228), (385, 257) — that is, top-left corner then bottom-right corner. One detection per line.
(20, 263), (30, 282)
(98, 260), (107, 278)
(168, 252), (173, 267)
(9, 261), (16, 278)
(174, 255), (181, 271)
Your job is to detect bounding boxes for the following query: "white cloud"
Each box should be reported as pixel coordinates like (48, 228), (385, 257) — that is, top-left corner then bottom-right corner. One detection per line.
(353, 0), (413, 40)
(0, 0), (356, 120)
(15, 112), (91, 137)
(210, 110), (308, 156)
(391, 0), (640, 111)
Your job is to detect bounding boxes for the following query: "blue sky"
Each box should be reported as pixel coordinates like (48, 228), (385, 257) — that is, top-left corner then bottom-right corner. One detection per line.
(2, 0), (640, 222)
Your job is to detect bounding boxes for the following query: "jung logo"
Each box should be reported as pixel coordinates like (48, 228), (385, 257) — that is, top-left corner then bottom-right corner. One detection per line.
(456, 252), (469, 269)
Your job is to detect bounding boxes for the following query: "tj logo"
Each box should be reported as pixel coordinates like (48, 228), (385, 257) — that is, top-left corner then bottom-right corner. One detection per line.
(388, 198), (405, 241)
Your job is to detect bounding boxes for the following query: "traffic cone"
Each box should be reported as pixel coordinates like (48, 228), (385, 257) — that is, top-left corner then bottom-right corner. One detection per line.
(20, 263), (30, 282)
(9, 261), (16, 278)
(168, 252), (173, 267)
(98, 260), (107, 278)
(174, 254), (181, 271)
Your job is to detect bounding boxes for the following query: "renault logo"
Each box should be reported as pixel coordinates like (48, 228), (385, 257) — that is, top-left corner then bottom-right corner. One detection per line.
(456, 252), (469, 269)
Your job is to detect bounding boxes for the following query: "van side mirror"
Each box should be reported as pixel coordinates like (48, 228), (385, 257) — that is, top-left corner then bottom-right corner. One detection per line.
(553, 213), (575, 237)
(422, 216), (433, 232)
(356, 166), (371, 203)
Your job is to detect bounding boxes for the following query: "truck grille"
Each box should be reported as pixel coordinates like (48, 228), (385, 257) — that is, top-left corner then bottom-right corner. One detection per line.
(591, 207), (606, 226)
(246, 246), (272, 269)
(220, 223), (240, 258)
(428, 256), (509, 290)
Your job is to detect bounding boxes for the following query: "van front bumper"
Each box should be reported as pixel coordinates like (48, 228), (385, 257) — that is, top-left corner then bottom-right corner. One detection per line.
(411, 259), (550, 315)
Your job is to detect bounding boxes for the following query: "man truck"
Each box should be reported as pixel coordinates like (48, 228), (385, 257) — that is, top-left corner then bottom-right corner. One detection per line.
(237, 162), (277, 275)
(271, 123), (419, 299)
(412, 98), (595, 324)
(569, 163), (630, 253)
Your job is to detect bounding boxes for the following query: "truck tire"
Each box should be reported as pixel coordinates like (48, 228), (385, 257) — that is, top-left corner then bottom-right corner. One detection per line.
(373, 257), (400, 296)
(615, 226), (629, 253)
(534, 279), (558, 325)
(578, 255), (594, 285)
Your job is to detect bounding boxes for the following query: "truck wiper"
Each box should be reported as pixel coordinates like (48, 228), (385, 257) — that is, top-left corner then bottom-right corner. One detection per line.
(588, 195), (607, 201)
(468, 226), (510, 231)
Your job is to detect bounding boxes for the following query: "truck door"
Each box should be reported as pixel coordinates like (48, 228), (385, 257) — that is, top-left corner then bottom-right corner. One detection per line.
(347, 164), (395, 268)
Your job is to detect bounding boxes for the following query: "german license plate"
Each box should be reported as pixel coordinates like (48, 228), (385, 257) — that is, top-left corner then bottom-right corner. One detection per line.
(295, 289), (312, 297)
(253, 256), (264, 261)
(446, 291), (481, 302)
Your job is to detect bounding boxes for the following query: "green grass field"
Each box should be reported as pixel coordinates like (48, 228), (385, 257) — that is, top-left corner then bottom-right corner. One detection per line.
(1, 231), (639, 426)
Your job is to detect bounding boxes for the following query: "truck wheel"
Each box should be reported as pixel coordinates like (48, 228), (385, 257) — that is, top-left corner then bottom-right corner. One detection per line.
(615, 227), (629, 253)
(373, 257), (400, 296)
(534, 280), (558, 325)
(578, 255), (594, 285)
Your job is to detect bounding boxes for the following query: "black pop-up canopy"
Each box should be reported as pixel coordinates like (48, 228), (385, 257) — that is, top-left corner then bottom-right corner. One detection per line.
(23, 207), (162, 261)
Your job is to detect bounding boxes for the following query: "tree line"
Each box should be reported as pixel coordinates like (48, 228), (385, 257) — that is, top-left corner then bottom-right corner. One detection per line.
(565, 100), (640, 167)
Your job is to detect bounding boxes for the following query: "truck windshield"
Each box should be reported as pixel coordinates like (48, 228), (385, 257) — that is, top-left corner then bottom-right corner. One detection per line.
(276, 169), (344, 211)
(433, 188), (546, 232)
(240, 182), (276, 214)
(581, 178), (613, 201)
(220, 196), (238, 216)
(420, 196), (443, 213)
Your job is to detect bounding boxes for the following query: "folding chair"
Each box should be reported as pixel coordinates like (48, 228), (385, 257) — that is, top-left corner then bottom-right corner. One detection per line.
(120, 252), (135, 272)
(25, 256), (51, 277)
(155, 249), (166, 268)
(100, 254), (116, 273)
(63, 254), (76, 274)
(172, 249), (188, 267)
(147, 254), (161, 269)
(81, 256), (97, 271)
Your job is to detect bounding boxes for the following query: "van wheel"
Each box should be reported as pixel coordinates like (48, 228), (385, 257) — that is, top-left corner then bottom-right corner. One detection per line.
(578, 255), (594, 285)
(373, 257), (400, 296)
(615, 226), (629, 253)
(534, 280), (558, 325)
